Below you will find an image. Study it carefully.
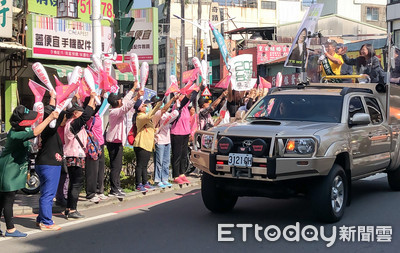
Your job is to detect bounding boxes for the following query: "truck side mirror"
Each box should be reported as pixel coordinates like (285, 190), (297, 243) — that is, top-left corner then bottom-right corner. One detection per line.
(349, 113), (371, 126)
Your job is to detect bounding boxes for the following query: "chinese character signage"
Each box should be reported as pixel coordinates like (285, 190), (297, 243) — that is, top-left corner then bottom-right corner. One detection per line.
(26, 14), (112, 62)
(209, 2), (220, 49)
(0, 0), (12, 38)
(28, 0), (114, 24)
(257, 45), (290, 65)
(169, 38), (177, 76)
(116, 7), (158, 65)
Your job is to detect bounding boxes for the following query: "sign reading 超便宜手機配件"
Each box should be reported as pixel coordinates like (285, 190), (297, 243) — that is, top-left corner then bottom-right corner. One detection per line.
(26, 14), (112, 62)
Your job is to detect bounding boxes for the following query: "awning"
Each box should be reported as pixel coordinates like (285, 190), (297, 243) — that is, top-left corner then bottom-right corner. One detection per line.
(43, 64), (75, 78)
(43, 64), (134, 81)
(114, 69), (134, 81)
(0, 42), (28, 50)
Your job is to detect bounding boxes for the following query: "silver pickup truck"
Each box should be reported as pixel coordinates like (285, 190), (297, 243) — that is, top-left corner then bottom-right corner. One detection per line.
(191, 82), (400, 222)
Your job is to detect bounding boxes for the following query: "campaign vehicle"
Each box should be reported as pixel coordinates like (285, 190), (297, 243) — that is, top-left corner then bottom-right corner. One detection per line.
(191, 81), (400, 222)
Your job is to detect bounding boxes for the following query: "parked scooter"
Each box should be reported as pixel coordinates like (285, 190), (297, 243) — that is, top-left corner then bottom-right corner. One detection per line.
(21, 152), (40, 195)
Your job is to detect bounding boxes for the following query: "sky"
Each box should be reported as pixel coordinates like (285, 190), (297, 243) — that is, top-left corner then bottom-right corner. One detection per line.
(133, 0), (152, 9)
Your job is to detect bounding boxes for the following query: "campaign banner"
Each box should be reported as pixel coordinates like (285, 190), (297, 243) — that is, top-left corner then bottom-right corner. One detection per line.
(26, 14), (112, 61)
(284, 4), (323, 68)
(228, 54), (254, 91)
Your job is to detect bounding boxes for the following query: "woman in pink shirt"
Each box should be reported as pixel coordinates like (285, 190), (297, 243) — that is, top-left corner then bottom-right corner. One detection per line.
(63, 93), (96, 219)
(170, 90), (198, 185)
(84, 96), (107, 203)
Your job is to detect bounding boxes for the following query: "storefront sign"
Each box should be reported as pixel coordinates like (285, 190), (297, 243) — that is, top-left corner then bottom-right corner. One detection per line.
(116, 8), (158, 65)
(27, 14), (112, 62)
(0, 0), (12, 38)
(209, 2), (220, 49)
(169, 38), (177, 76)
(257, 45), (290, 65)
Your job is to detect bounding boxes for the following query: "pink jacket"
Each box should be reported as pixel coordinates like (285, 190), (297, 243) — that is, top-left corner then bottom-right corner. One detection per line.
(86, 114), (104, 146)
(64, 119), (87, 158)
(106, 90), (136, 146)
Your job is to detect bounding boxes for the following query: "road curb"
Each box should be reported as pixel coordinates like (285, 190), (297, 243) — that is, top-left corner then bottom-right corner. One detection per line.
(14, 177), (201, 216)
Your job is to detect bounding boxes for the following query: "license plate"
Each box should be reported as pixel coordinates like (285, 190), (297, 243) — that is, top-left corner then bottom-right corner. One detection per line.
(228, 153), (252, 167)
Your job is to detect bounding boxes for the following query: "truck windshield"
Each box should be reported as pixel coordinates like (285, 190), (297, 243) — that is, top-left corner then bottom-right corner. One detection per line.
(246, 95), (343, 123)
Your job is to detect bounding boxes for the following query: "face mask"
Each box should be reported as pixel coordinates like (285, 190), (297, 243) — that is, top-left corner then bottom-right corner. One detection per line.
(145, 106), (151, 114)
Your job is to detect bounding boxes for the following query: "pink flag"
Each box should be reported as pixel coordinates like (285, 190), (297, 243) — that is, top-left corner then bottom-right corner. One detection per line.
(180, 83), (200, 95)
(259, 76), (272, 89)
(56, 81), (80, 105)
(215, 75), (231, 89)
(53, 75), (65, 87)
(28, 79), (47, 103)
(182, 68), (200, 84)
(165, 83), (180, 96)
(79, 79), (91, 102)
(99, 69), (118, 92)
(116, 63), (132, 73)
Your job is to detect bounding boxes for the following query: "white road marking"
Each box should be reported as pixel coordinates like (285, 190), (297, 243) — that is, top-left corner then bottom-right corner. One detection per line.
(0, 213), (117, 242)
(361, 173), (387, 181)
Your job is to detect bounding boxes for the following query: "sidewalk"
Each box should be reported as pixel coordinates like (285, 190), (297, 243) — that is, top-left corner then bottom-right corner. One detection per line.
(13, 175), (202, 216)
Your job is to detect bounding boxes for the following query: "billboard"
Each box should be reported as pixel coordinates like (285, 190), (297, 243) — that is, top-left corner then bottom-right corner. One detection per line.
(115, 7), (159, 65)
(27, 14), (112, 61)
(28, 0), (114, 24)
(0, 0), (13, 38)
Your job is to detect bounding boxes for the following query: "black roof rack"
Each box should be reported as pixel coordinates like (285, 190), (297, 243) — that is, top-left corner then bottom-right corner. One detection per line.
(269, 85), (373, 96)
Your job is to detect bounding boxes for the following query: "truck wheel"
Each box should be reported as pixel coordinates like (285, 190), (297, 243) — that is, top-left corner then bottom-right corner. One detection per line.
(387, 168), (400, 191)
(310, 164), (348, 223)
(201, 173), (238, 213)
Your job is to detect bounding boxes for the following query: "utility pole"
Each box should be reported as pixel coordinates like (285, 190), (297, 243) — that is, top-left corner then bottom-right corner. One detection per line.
(180, 0), (186, 88)
(197, 0), (202, 60)
(92, 0), (102, 59)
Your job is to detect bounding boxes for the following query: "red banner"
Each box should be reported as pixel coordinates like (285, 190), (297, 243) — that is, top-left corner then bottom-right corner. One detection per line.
(257, 45), (290, 65)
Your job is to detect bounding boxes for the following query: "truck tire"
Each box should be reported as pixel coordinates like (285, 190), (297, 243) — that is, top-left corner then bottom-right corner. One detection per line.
(310, 164), (348, 223)
(201, 173), (238, 213)
(387, 168), (400, 191)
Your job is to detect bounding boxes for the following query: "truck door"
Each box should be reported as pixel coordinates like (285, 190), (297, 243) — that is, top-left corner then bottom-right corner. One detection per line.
(361, 96), (391, 174)
(348, 96), (390, 177)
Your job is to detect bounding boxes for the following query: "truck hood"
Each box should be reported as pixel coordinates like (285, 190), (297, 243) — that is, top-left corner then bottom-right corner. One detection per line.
(210, 120), (338, 137)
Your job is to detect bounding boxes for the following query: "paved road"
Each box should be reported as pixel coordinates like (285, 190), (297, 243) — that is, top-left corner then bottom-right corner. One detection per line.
(1, 174), (399, 253)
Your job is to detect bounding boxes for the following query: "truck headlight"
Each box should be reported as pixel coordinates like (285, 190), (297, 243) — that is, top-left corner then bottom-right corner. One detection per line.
(201, 134), (214, 150)
(285, 138), (316, 155)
